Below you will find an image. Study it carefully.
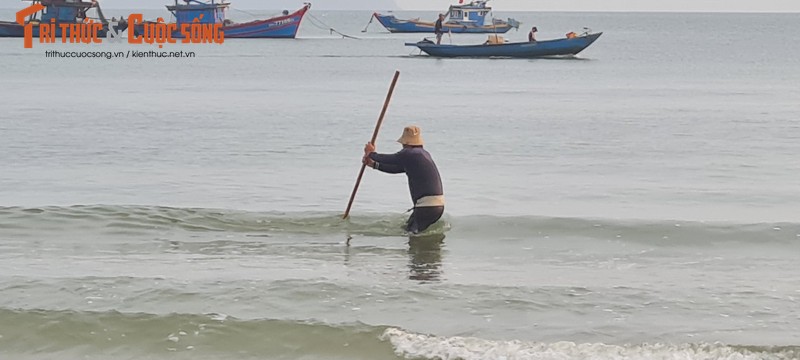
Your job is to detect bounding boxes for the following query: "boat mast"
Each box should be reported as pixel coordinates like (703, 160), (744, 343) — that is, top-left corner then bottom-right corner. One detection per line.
(93, 0), (109, 24)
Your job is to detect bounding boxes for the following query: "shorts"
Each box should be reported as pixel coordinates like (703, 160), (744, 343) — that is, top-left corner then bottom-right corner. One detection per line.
(405, 206), (445, 234)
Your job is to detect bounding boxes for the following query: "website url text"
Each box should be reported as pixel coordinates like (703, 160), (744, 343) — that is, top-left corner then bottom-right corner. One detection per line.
(45, 50), (197, 59)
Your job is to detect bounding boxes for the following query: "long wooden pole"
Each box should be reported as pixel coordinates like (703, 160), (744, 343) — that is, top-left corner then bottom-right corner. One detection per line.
(343, 70), (401, 220)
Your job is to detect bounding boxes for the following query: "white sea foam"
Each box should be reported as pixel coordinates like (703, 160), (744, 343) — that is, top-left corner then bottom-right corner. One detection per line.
(381, 328), (796, 360)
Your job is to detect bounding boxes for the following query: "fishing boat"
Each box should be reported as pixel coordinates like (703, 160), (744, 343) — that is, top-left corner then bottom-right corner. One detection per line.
(405, 31), (603, 58)
(368, 0), (519, 34)
(132, 0), (310, 39)
(0, 0), (128, 38)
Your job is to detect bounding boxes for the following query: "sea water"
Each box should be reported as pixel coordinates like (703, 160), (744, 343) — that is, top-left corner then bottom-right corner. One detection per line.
(0, 9), (799, 360)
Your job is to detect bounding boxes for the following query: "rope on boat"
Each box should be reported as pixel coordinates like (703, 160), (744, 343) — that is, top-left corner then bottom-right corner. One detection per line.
(361, 13), (374, 32)
(228, 7), (357, 39)
(306, 12), (360, 39)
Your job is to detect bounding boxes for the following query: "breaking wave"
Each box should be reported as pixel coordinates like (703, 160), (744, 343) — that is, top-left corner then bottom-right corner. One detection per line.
(381, 328), (800, 360)
(0, 308), (796, 360)
(0, 205), (797, 244)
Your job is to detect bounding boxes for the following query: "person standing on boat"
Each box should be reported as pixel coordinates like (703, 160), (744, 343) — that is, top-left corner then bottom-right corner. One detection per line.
(528, 26), (538, 42)
(434, 14), (445, 44)
(362, 126), (445, 235)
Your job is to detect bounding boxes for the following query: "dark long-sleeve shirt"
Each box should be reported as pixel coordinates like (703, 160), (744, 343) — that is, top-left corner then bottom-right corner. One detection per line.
(434, 19), (443, 34)
(369, 146), (443, 205)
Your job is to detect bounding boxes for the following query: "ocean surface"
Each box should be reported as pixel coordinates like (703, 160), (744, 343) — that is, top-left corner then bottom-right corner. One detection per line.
(1, 8), (799, 360)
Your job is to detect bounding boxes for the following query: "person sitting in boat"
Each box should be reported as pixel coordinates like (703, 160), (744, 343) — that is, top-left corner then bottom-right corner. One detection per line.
(434, 14), (445, 45)
(362, 126), (445, 235)
(528, 26), (538, 42)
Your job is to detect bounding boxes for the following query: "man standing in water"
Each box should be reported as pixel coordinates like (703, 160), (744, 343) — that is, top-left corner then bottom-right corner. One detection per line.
(362, 126), (445, 235)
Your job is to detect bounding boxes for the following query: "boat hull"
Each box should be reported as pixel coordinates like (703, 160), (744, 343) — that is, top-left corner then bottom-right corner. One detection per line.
(132, 4), (309, 39)
(0, 21), (128, 38)
(373, 13), (513, 34)
(405, 32), (603, 58)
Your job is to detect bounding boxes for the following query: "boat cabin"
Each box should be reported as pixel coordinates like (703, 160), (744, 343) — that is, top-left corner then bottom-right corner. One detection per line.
(447, 0), (492, 25)
(166, 0), (230, 25)
(28, 0), (99, 23)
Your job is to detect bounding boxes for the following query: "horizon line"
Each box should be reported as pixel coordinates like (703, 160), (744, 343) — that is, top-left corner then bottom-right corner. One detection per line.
(0, 6), (798, 13)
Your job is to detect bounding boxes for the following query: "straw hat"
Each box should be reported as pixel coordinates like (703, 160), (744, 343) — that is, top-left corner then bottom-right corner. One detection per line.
(397, 125), (424, 146)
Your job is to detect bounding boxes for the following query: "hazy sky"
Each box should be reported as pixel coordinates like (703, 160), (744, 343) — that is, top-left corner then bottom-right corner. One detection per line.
(3, 0), (799, 12)
(398, 0), (800, 12)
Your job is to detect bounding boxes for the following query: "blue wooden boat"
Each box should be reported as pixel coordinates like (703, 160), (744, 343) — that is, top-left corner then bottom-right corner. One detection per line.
(132, 0), (310, 39)
(369, 0), (519, 34)
(0, 0), (128, 38)
(405, 32), (603, 58)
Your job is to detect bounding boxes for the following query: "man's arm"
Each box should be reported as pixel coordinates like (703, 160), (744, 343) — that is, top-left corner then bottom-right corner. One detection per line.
(362, 143), (405, 173)
(368, 151), (404, 165)
(364, 142), (406, 166)
(365, 152), (405, 173)
(362, 152), (405, 173)
(371, 161), (405, 174)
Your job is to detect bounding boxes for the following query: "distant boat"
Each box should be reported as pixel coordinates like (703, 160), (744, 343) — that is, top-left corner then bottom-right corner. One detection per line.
(132, 0), (311, 39)
(369, 0), (519, 34)
(405, 32), (603, 58)
(0, 0), (128, 38)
